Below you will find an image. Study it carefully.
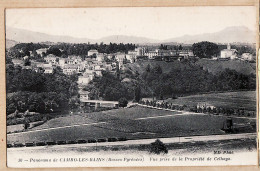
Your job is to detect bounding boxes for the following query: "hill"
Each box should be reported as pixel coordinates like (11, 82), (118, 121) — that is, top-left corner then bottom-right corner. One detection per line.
(6, 26), (255, 44)
(6, 39), (18, 49)
(6, 27), (93, 44)
(163, 26), (255, 44)
(98, 35), (157, 44)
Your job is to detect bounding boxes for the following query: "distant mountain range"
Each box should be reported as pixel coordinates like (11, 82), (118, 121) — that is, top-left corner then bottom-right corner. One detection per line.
(6, 26), (256, 45)
(163, 26), (256, 44)
(6, 39), (18, 49)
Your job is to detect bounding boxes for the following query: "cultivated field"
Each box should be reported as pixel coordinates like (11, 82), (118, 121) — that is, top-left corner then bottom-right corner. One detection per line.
(166, 91), (256, 111)
(7, 106), (255, 144)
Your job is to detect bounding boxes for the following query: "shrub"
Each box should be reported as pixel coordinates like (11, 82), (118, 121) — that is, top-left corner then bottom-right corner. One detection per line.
(118, 98), (128, 107)
(150, 139), (168, 154)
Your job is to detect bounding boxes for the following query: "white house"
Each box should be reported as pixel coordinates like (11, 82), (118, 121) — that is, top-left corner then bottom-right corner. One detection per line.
(67, 55), (82, 64)
(104, 64), (113, 71)
(125, 54), (136, 63)
(44, 54), (59, 64)
(220, 44), (237, 59)
(88, 49), (98, 56)
(145, 51), (159, 59)
(94, 70), (103, 77)
(78, 76), (91, 85)
(44, 67), (53, 74)
(135, 47), (146, 56)
(106, 54), (115, 60)
(36, 48), (48, 57)
(96, 53), (105, 62)
(179, 50), (194, 58)
(12, 59), (23, 66)
(63, 64), (78, 75)
(241, 53), (254, 61)
(58, 58), (67, 68)
(115, 53), (126, 69)
(79, 90), (90, 100)
(36, 63), (52, 69)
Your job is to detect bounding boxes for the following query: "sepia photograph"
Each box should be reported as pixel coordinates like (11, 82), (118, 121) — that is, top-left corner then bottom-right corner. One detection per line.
(5, 7), (257, 167)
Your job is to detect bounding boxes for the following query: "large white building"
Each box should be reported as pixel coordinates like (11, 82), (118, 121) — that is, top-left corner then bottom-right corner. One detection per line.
(220, 44), (237, 59)
(145, 51), (159, 59)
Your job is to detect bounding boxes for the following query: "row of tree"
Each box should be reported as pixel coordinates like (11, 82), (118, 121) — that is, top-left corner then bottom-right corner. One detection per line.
(7, 42), (136, 59)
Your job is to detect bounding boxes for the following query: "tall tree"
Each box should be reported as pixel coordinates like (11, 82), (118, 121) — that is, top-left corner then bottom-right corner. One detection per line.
(192, 41), (219, 58)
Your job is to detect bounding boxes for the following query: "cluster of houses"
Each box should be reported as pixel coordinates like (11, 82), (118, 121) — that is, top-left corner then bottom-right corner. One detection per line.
(218, 43), (255, 61)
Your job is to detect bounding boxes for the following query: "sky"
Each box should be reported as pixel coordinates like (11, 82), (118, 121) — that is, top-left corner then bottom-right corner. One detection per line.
(6, 7), (256, 40)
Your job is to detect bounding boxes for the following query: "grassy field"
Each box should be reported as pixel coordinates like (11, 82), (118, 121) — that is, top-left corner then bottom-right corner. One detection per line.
(195, 59), (256, 75)
(7, 106), (255, 144)
(165, 91), (256, 112)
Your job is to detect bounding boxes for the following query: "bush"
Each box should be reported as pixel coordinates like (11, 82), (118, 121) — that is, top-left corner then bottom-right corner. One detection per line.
(118, 97), (128, 107)
(150, 139), (168, 154)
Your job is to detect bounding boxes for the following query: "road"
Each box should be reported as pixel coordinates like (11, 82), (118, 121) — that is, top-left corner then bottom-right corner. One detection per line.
(7, 133), (256, 151)
(137, 104), (256, 120)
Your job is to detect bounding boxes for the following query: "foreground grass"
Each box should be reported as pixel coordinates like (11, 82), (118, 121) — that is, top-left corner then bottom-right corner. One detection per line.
(7, 106), (255, 144)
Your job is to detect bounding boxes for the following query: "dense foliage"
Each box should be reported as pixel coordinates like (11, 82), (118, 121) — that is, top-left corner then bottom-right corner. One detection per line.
(7, 42), (136, 59)
(8, 43), (48, 58)
(85, 61), (255, 101)
(141, 63), (255, 99)
(6, 65), (78, 114)
(84, 71), (134, 101)
(192, 41), (219, 58)
(48, 42), (136, 56)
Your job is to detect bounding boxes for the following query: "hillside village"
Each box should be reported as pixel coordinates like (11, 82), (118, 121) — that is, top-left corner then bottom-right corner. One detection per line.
(9, 42), (256, 107)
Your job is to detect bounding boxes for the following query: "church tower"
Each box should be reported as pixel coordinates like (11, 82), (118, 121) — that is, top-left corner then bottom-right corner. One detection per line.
(227, 43), (231, 50)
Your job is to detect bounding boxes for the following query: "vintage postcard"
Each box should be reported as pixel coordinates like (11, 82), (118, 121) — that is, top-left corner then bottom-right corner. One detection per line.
(5, 7), (257, 167)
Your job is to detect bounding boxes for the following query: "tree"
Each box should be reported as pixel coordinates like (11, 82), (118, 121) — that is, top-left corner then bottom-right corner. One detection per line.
(46, 47), (62, 56)
(69, 96), (80, 110)
(118, 97), (128, 107)
(150, 139), (168, 154)
(192, 41), (219, 58)
(24, 58), (31, 66)
(134, 86), (141, 102)
(145, 64), (151, 72)
(152, 64), (162, 74)
(159, 44), (167, 50)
